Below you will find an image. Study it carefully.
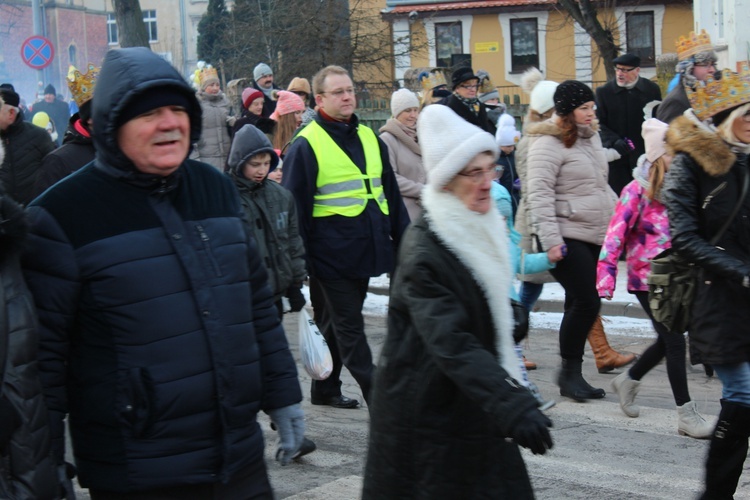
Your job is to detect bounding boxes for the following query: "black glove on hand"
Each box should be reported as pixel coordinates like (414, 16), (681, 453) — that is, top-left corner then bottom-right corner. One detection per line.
(287, 284), (306, 312)
(511, 408), (553, 455)
(612, 139), (631, 157)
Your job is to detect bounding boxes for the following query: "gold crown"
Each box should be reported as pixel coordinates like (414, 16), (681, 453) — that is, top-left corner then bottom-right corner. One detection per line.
(419, 69), (447, 91)
(199, 66), (219, 87)
(67, 63), (99, 107)
(686, 63), (750, 121)
(676, 29), (713, 61)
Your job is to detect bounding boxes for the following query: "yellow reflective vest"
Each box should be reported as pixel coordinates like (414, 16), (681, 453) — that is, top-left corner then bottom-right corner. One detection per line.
(297, 121), (389, 218)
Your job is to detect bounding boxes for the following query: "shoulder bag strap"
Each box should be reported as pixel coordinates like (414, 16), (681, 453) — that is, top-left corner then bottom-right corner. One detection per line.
(709, 163), (749, 246)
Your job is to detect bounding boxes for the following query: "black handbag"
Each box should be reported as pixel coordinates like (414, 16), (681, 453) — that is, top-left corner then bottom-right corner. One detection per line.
(648, 167), (749, 333)
(511, 299), (529, 343)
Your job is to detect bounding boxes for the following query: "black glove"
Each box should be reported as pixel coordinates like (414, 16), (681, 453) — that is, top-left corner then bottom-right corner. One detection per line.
(510, 408), (553, 455)
(286, 284), (306, 312)
(511, 299), (529, 344)
(612, 139), (631, 158)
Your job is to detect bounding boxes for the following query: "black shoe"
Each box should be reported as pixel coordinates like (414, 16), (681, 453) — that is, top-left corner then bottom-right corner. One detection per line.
(558, 360), (606, 402)
(311, 395), (360, 409)
(292, 437), (317, 460)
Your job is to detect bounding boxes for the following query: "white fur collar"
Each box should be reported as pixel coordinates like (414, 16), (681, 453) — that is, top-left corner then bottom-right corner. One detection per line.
(421, 188), (522, 382)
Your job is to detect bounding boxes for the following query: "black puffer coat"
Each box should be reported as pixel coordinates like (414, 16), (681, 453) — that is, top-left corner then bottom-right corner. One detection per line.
(21, 47), (302, 492)
(0, 112), (55, 206)
(0, 195), (58, 499)
(363, 213), (538, 499)
(663, 114), (750, 365)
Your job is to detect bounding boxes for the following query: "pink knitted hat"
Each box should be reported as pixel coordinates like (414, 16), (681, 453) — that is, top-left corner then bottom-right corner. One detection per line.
(270, 91), (305, 120)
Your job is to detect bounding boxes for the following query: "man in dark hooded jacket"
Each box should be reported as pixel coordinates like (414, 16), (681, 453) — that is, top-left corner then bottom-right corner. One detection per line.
(22, 47), (305, 498)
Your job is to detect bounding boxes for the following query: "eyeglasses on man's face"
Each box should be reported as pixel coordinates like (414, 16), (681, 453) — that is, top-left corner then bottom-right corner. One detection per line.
(614, 66), (637, 73)
(457, 167), (501, 183)
(321, 88), (355, 98)
(458, 84), (480, 90)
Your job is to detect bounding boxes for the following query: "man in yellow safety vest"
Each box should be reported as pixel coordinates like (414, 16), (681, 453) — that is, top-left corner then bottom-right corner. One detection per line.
(283, 66), (409, 409)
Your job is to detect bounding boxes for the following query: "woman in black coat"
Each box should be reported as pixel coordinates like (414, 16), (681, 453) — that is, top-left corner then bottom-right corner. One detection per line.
(663, 77), (750, 499)
(363, 104), (552, 499)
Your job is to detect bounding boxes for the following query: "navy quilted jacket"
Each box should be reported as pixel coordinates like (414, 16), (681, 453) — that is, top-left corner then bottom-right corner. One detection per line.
(21, 48), (302, 492)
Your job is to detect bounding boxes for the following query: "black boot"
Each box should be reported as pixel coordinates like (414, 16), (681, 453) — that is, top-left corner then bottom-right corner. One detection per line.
(700, 399), (750, 500)
(557, 359), (605, 402)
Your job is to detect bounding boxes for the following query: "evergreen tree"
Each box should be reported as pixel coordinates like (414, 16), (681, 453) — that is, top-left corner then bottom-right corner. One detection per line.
(197, 0), (231, 68)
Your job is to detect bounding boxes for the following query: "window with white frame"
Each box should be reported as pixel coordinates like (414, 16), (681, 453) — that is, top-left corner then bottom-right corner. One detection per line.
(143, 10), (158, 43)
(423, 15), (473, 68)
(614, 5), (664, 79)
(626, 12), (655, 67)
(510, 18), (539, 73)
(107, 13), (118, 45)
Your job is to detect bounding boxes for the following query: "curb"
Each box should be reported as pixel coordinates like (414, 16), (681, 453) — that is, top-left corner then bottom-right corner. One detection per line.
(368, 286), (650, 320)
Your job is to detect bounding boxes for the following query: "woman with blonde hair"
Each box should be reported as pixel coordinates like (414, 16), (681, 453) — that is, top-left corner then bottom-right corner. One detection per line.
(270, 90), (306, 156)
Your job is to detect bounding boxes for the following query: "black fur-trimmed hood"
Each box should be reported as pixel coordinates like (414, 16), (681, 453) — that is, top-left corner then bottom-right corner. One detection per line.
(665, 114), (736, 177)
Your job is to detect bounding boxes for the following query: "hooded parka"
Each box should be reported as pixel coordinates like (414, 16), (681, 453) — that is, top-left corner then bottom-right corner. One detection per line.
(663, 113), (750, 366)
(21, 47), (302, 493)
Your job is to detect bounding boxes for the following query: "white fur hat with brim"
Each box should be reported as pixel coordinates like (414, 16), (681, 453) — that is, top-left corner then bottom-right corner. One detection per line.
(418, 104), (498, 191)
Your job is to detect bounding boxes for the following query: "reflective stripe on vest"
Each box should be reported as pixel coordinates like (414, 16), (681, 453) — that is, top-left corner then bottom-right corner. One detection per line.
(298, 121), (389, 218)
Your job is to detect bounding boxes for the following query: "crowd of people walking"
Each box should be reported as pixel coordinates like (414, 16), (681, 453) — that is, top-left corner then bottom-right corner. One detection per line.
(0, 26), (748, 499)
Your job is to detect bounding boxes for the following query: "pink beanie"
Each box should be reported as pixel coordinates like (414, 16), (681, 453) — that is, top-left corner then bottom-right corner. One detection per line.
(270, 91), (305, 120)
(642, 118), (668, 163)
(242, 88), (264, 109)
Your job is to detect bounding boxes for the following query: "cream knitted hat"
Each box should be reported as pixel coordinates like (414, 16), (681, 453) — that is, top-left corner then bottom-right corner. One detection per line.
(418, 105), (498, 191)
(253, 63), (273, 81)
(521, 67), (558, 114)
(642, 118), (668, 163)
(390, 88), (419, 118)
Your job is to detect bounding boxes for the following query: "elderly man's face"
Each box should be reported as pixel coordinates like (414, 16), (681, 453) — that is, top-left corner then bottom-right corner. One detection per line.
(44, 93), (55, 103)
(117, 106), (190, 176)
(0, 104), (16, 131)
(257, 74), (274, 89)
(615, 65), (640, 86)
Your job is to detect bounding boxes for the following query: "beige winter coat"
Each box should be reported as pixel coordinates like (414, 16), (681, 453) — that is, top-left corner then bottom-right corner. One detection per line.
(379, 118), (425, 221)
(525, 118), (617, 250)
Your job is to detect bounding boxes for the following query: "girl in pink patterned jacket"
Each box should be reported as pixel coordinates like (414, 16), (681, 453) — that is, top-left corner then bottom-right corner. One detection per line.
(595, 118), (713, 439)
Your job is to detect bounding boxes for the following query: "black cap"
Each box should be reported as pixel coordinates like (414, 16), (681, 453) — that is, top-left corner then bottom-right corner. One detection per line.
(115, 86), (192, 129)
(613, 53), (641, 67)
(451, 67), (479, 90)
(44, 84), (56, 95)
(0, 84), (20, 107)
(553, 80), (595, 116)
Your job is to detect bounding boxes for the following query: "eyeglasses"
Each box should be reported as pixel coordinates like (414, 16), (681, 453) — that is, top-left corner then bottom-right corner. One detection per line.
(457, 168), (501, 183)
(321, 88), (355, 98)
(458, 84), (480, 90)
(614, 66), (637, 73)
(694, 62), (717, 68)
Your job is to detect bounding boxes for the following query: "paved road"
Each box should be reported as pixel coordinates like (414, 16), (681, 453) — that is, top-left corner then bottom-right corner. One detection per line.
(72, 309), (750, 499)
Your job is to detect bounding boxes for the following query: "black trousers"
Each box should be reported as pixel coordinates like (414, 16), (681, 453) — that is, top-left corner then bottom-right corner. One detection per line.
(89, 460), (272, 500)
(549, 238), (601, 362)
(309, 276), (374, 405)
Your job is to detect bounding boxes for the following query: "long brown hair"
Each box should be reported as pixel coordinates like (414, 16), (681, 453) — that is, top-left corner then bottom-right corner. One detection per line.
(273, 113), (299, 153)
(558, 112), (579, 148)
(646, 155), (669, 201)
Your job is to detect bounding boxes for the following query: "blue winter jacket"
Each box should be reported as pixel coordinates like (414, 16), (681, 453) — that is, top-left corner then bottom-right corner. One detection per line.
(21, 48), (302, 492)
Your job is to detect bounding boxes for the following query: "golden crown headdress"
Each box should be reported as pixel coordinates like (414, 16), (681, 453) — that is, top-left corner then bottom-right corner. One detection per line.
(419, 69), (448, 91)
(686, 63), (750, 121)
(676, 29), (713, 62)
(67, 63), (99, 107)
(199, 66), (219, 87)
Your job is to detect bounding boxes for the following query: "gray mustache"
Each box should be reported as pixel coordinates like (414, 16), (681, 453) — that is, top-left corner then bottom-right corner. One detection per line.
(153, 131), (183, 143)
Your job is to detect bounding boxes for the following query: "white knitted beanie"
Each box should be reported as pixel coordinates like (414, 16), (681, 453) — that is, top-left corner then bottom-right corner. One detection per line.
(642, 118), (668, 163)
(521, 68), (558, 114)
(390, 88), (420, 118)
(418, 105), (498, 191)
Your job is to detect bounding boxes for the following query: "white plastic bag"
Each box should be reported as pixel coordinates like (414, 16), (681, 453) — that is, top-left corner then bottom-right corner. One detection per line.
(298, 309), (333, 380)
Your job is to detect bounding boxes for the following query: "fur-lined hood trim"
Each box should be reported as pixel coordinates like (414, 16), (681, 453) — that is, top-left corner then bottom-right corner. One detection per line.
(666, 114), (735, 177)
(525, 117), (599, 138)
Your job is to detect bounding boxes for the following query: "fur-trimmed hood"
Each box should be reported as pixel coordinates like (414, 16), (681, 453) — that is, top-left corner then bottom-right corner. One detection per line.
(525, 117), (599, 139)
(666, 114), (735, 177)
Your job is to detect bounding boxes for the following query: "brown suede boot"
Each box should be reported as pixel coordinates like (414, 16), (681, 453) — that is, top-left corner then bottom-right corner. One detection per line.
(587, 316), (636, 373)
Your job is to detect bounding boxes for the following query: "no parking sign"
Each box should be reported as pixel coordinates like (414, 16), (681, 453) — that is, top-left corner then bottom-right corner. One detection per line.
(20, 36), (55, 70)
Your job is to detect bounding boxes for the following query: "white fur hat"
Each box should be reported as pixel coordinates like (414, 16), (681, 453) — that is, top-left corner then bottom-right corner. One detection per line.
(390, 88), (420, 118)
(418, 105), (498, 191)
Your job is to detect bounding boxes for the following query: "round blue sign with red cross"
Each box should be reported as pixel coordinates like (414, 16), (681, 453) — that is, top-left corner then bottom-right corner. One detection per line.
(20, 36), (55, 70)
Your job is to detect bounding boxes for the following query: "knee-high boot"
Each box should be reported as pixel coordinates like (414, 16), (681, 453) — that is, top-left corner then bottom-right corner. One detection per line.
(700, 399), (750, 500)
(587, 315), (637, 373)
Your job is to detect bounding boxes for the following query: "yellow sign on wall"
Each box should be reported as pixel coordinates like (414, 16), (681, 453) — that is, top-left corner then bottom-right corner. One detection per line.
(475, 42), (499, 53)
